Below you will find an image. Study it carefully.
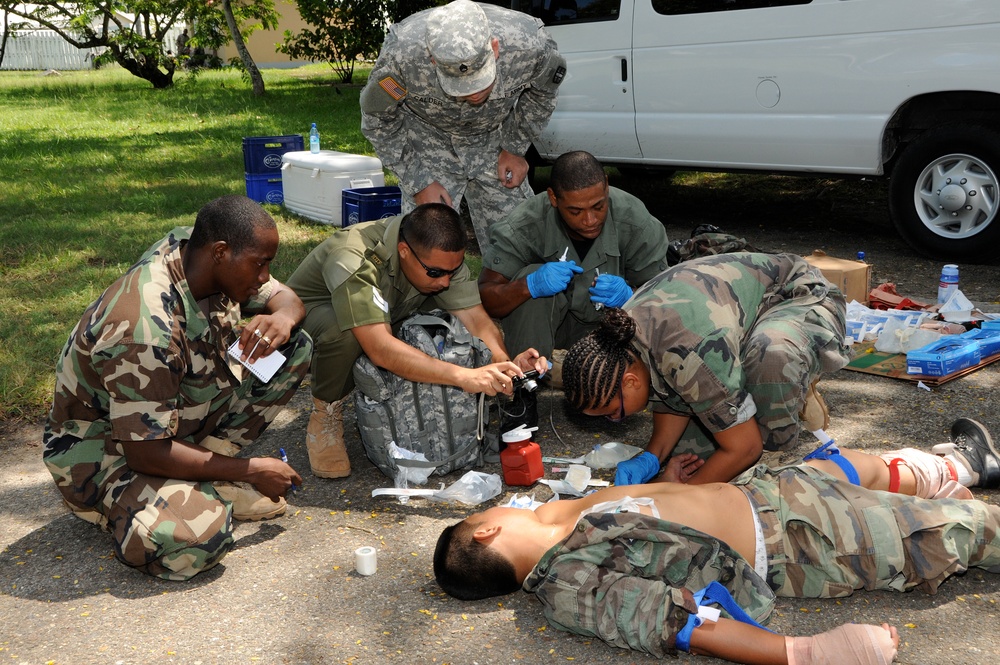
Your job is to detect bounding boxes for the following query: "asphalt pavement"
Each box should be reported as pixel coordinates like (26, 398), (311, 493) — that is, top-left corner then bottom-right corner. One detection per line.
(1, 176), (998, 664)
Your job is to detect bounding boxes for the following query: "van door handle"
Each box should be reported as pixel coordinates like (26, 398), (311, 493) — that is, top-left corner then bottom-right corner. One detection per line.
(621, 58), (628, 82)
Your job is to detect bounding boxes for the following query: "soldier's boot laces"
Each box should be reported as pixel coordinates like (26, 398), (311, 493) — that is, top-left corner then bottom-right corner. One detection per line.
(307, 397), (351, 479)
(932, 418), (1000, 489)
(800, 380), (830, 431)
(214, 482), (286, 521)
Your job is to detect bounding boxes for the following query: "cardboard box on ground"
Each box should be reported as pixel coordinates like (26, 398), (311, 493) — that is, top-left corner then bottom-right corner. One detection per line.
(804, 250), (872, 304)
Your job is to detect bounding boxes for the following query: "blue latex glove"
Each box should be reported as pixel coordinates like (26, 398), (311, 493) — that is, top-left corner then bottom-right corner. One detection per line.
(526, 260), (584, 298)
(589, 273), (633, 308)
(614, 451), (661, 486)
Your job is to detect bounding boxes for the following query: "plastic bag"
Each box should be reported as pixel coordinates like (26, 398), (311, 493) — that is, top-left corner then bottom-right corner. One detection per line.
(428, 471), (502, 506)
(583, 442), (644, 469)
(875, 317), (941, 353)
(389, 441), (433, 486)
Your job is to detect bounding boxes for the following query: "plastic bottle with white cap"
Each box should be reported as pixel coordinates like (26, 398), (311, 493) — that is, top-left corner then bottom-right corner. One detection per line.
(500, 425), (543, 486)
(937, 264), (959, 304)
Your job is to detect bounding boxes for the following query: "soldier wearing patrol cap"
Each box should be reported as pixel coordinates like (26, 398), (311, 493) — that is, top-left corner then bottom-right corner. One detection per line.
(360, 0), (566, 250)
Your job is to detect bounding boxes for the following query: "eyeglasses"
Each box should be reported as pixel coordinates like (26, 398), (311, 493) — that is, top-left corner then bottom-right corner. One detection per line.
(399, 226), (462, 279)
(605, 378), (627, 423)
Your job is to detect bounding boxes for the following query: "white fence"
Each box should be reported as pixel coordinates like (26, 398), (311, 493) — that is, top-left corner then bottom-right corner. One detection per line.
(1, 30), (99, 70)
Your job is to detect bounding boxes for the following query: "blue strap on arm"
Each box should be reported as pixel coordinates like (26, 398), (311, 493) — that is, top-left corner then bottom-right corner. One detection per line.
(674, 581), (772, 652)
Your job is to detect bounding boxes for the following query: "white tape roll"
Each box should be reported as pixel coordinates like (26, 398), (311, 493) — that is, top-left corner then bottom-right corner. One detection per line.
(355, 546), (377, 576)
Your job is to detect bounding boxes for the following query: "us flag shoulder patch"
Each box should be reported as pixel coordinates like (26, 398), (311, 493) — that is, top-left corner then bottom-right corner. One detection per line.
(378, 76), (407, 100)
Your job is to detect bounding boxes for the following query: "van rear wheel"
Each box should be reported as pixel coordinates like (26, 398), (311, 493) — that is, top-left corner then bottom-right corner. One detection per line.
(889, 124), (1000, 262)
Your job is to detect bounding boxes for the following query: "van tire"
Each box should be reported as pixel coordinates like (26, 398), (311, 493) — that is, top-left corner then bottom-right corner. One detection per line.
(889, 124), (1000, 261)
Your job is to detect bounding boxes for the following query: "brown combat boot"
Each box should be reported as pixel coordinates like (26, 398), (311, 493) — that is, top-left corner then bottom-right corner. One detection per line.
(307, 396), (351, 478)
(214, 482), (286, 521)
(799, 380), (830, 431)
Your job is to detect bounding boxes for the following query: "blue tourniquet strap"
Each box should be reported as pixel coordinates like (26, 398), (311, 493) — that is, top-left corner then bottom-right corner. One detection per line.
(675, 581), (772, 652)
(803, 440), (860, 486)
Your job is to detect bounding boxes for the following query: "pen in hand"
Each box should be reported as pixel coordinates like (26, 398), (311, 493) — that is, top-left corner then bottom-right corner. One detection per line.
(279, 447), (298, 495)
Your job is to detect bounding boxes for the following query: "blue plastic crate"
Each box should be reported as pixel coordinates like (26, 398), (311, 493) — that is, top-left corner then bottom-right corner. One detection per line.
(341, 186), (402, 227)
(245, 173), (285, 204)
(242, 135), (304, 174)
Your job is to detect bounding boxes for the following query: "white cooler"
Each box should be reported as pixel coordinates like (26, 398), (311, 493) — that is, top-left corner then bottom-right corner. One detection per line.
(280, 151), (385, 225)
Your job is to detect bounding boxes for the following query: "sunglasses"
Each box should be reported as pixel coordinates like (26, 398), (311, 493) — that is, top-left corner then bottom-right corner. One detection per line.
(605, 378), (627, 423)
(399, 226), (462, 279)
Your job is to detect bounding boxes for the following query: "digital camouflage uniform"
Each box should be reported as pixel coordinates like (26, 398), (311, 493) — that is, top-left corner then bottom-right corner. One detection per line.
(483, 187), (669, 357)
(286, 215), (482, 403)
(359, 3), (566, 248)
(523, 463), (1000, 659)
(624, 252), (851, 458)
(43, 227), (312, 581)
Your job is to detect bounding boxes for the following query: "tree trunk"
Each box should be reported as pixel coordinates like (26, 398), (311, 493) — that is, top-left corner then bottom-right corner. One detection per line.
(1, 10), (11, 68)
(221, 0), (264, 97)
(111, 46), (175, 88)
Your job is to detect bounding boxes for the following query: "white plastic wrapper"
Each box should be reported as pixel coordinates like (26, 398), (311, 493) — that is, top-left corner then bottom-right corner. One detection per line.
(583, 442), (644, 469)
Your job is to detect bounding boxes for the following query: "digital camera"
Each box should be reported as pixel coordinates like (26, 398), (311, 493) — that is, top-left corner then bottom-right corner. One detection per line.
(512, 369), (541, 393)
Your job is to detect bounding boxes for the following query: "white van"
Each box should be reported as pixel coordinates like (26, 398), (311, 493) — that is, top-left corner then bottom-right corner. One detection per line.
(507, 0), (1000, 261)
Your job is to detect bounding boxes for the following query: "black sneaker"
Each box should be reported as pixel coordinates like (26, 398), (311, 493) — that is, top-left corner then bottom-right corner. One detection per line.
(950, 418), (1000, 489)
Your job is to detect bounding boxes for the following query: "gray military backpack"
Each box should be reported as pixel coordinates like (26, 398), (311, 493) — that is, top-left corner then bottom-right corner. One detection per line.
(352, 310), (499, 479)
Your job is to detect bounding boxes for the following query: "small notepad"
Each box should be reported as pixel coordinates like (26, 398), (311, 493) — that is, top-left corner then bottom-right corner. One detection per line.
(227, 339), (286, 383)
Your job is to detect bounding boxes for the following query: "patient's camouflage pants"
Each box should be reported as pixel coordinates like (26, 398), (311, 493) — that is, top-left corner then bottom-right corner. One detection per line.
(741, 465), (1000, 598)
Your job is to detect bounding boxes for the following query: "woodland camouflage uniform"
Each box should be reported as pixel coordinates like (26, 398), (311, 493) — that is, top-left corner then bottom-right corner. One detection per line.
(624, 252), (851, 458)
(43, 227), (311, 580)
(524, 463), (1000, 658)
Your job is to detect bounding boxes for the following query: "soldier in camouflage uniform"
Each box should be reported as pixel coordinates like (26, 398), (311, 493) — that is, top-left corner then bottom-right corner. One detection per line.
(286, 203), (548, 479)
(563, 252), (852, 486)
(43, 195), (311, 581)
(434, 420), (1000, 664)
(359, 0), (566, 249)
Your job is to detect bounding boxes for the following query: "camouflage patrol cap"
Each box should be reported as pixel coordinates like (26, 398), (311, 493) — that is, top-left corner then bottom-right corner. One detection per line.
(426, 0), (496, 97)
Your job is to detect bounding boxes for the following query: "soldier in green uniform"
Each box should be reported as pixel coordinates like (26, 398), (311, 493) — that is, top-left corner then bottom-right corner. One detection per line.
(43, 195), (312, 581)
(478, 150), (669, 431)
(286, 203), (547, 479)
(360, 0), (566, 249)
(434, 419), (1000, 664)
(563, 252), (852, 486)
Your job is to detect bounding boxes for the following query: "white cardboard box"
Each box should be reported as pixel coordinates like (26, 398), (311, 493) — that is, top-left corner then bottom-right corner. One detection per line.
(281, 151), (385, 225)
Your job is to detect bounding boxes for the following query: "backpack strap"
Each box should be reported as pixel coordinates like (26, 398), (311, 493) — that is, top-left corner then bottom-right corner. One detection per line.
(405, 313), (474, 346)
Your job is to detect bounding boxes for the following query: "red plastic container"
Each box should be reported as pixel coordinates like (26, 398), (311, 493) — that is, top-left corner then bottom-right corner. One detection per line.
(500, 426), (543, 486)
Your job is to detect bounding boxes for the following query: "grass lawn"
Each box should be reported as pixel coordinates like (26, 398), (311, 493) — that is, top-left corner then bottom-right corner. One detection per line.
(0, 64), (381, 425)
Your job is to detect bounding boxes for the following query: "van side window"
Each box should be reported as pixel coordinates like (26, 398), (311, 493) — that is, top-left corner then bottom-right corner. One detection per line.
(652, 0), (810, 15)
(509, 0), (621, 25)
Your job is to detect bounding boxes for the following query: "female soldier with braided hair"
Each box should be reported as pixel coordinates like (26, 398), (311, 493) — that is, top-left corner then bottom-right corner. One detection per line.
(563, 252), (851, 486)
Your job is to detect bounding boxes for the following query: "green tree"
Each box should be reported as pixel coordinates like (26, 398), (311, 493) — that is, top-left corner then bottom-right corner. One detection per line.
(2, 0), (277, 89)
(279, 0), (393, 84)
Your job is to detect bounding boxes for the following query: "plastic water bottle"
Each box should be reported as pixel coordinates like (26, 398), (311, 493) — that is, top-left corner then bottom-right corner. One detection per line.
(856, 251), (866, 262)
(309, 123), (320, 154)
(937, 264), (959, 304)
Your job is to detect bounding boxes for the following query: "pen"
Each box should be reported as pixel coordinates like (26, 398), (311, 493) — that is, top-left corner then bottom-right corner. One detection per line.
(594, 268), (604, 310)
(245, 335), (262, 361)
(279, 447), (298, 494)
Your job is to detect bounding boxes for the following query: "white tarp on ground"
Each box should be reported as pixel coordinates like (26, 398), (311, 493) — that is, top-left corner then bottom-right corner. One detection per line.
(1, 29), (99, 70)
